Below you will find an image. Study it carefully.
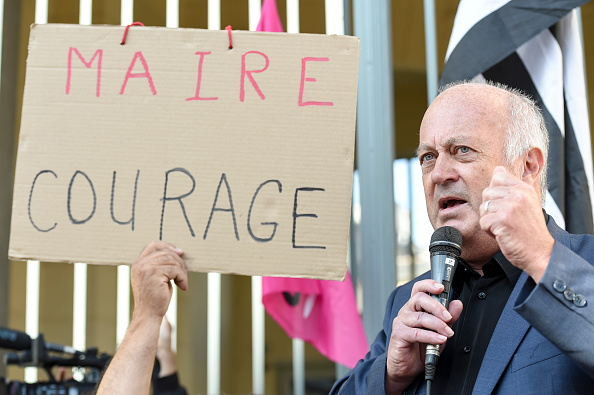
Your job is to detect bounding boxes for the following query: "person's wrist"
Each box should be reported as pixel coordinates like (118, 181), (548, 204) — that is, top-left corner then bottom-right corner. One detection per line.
(130, 308), (165, 330)
(384, 368), (411, 395)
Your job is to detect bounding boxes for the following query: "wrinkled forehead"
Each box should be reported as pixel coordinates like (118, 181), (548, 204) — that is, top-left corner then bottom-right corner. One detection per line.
(418, 85), (509, 147)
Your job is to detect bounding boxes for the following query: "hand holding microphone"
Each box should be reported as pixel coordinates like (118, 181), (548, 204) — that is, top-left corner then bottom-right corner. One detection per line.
(424, 226), (462, 390)
(384, 227), (463, 394)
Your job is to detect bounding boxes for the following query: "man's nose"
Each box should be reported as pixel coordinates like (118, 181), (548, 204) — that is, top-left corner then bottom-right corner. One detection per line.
(431, 155), (458, 184)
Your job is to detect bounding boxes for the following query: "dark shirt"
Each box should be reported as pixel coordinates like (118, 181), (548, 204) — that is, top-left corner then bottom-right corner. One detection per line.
(431, 253), (522, 395)
(152, 360), (188, 395)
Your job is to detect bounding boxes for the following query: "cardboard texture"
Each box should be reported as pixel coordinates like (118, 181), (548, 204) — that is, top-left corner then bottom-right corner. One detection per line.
(9, 24), (359, 280)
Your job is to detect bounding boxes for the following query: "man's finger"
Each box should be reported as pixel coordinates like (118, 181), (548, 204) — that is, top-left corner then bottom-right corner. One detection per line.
(137, 241), (184, 260)
(411, 279), (444, 297)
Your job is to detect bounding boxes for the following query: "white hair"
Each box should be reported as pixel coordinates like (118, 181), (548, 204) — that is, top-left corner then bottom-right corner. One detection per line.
(439, 80), (549, 202)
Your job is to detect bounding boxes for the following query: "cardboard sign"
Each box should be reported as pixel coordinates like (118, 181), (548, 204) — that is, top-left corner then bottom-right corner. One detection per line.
(9, 24), (359, 280)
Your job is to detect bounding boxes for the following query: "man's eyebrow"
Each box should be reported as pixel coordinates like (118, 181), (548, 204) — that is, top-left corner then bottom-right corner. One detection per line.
(416, 135), (472, 156)
(415, 144), (432, 157)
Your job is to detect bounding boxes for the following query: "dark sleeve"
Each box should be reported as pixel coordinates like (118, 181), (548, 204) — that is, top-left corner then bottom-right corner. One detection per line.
(514, 239), (594, 379)
(153, 372), (188, 395)
(152, 359), (188, 395)
(329, 285), (406, 394)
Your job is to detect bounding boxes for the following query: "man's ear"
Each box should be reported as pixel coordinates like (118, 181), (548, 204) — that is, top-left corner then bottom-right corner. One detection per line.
(522, 147), (545, 185)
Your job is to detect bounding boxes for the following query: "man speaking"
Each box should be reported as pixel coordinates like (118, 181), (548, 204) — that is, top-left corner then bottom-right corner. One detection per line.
(330, 82), (594, 394)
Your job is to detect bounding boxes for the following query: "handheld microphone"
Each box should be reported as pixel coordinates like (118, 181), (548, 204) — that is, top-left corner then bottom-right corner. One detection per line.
(0, 327), (77, 354)
(424, 226), (462, 387)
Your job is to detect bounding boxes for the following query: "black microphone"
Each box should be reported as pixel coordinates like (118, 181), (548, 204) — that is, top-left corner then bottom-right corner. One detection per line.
(0, 327), (31, 350)
(0, 327), (77, 354)
(424, 226), (462, 388)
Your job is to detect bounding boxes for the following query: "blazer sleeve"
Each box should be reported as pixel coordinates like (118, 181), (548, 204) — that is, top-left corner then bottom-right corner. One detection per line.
(330, 276), (426, 394)
(514, 237), (594, 379)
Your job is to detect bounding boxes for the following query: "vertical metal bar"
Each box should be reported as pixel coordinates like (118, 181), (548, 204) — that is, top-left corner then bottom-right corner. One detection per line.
(207, 272), (221, 395)
(343, 0), (351, 36)
(247, 1), (264, 373)
(34, 0), (47, 26)
(408, 159), (416, 279)
(246, 0), (265, 389)
(423, 0), (438, 103)
(25, 0), (48, 383)
(326, 0), (352, 380)
(79, 0), (92, 26)
(116, 0), (134, 349)
(116, 266), (130, 346)
(166, 0), (179, 29)
(286, 2), (305, 390)
(25, 260), (39, 383)
(251, 276), (265, 394)
(325, 0), (344, 35)
(286, 0), (299, 34)
(292, 338), (305, 395)
(72, 262), (87, 381)
(208, 0), (220, 31)
(164, 0), (179, 354)
(121, 0), (133, 25)
(248, 0), (261, 31)
(206, 5), (221, 393)
(72, 5), (93, 377)
(352, 0), (397, 344)
(72, 264), (87, 349)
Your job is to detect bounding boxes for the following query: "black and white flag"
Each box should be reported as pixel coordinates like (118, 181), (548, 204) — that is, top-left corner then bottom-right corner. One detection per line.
(441, 0), (593, 234)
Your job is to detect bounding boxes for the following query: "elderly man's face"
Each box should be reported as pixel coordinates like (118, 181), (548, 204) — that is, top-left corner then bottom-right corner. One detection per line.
(417, 85), (512, 262)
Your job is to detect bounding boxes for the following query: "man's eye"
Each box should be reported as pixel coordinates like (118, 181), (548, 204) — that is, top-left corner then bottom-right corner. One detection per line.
(458, 146), (471, 154)
(421, 153), (435, 163)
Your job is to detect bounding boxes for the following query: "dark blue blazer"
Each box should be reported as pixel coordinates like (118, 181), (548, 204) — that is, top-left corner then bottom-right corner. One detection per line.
(331, 216), (594, 394)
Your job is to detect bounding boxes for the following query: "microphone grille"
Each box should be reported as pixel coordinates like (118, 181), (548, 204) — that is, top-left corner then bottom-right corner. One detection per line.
(429, 226), (462, 255)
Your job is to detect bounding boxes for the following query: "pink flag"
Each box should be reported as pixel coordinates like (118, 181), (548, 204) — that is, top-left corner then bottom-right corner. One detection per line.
(262, 271), (369, 368)
(256, 0), (285, 33)
(257, 0), (368, 368)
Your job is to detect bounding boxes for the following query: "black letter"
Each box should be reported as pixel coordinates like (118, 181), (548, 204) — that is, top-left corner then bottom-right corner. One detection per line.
(68, 170), (96, 224)
(111, 170), (140, 231)
(204, 173), (239, 240)
(247, 180), (282, 242)
(160, 168), (196, 240)
(28, 170), (58, 232)
(292, 187), (326, 249)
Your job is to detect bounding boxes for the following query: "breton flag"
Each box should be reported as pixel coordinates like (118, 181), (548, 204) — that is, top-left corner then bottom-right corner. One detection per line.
(258, 0), (368, 369)
(441, 0), (594, 234)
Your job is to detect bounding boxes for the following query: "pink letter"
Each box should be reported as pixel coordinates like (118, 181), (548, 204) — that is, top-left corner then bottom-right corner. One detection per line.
(240, 51), (269, 102)
(298, 57), (334, 107)
(186, 51), (218, 101)
(120, 51), (157, 95)
(66, 47), (103, 97)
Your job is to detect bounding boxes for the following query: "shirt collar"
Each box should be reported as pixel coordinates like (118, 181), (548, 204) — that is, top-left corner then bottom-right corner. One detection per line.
(452, 252), (522, 294)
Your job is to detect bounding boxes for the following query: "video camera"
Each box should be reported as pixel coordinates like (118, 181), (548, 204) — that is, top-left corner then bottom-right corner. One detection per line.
(0, 326), (111, 395)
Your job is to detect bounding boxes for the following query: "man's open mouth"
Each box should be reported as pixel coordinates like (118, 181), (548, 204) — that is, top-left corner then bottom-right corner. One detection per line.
(440, 199), (467, 210)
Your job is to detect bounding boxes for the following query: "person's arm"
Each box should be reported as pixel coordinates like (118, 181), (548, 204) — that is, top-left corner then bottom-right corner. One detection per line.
(481, 165), (594, 377)
(514, 239), (594, 378)
(156, 317), (177, 378)
(96, 241), (187, 395)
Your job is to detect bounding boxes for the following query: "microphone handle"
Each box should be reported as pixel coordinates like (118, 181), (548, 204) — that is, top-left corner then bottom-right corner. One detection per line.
(425, 253), (458, 382)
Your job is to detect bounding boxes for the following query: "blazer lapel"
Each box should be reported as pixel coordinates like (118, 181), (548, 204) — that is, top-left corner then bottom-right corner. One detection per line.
(472, 272), (531, 395)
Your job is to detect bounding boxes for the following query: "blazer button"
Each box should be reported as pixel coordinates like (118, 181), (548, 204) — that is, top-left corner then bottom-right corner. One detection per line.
(553, 280), (566, 292)
(573, 294), (587, 307)
(564, 288), (575, 301)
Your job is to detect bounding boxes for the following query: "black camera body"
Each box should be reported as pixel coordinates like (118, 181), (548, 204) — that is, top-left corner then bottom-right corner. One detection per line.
(4, 380), (98, 395)
(1, 328), (111, 395)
